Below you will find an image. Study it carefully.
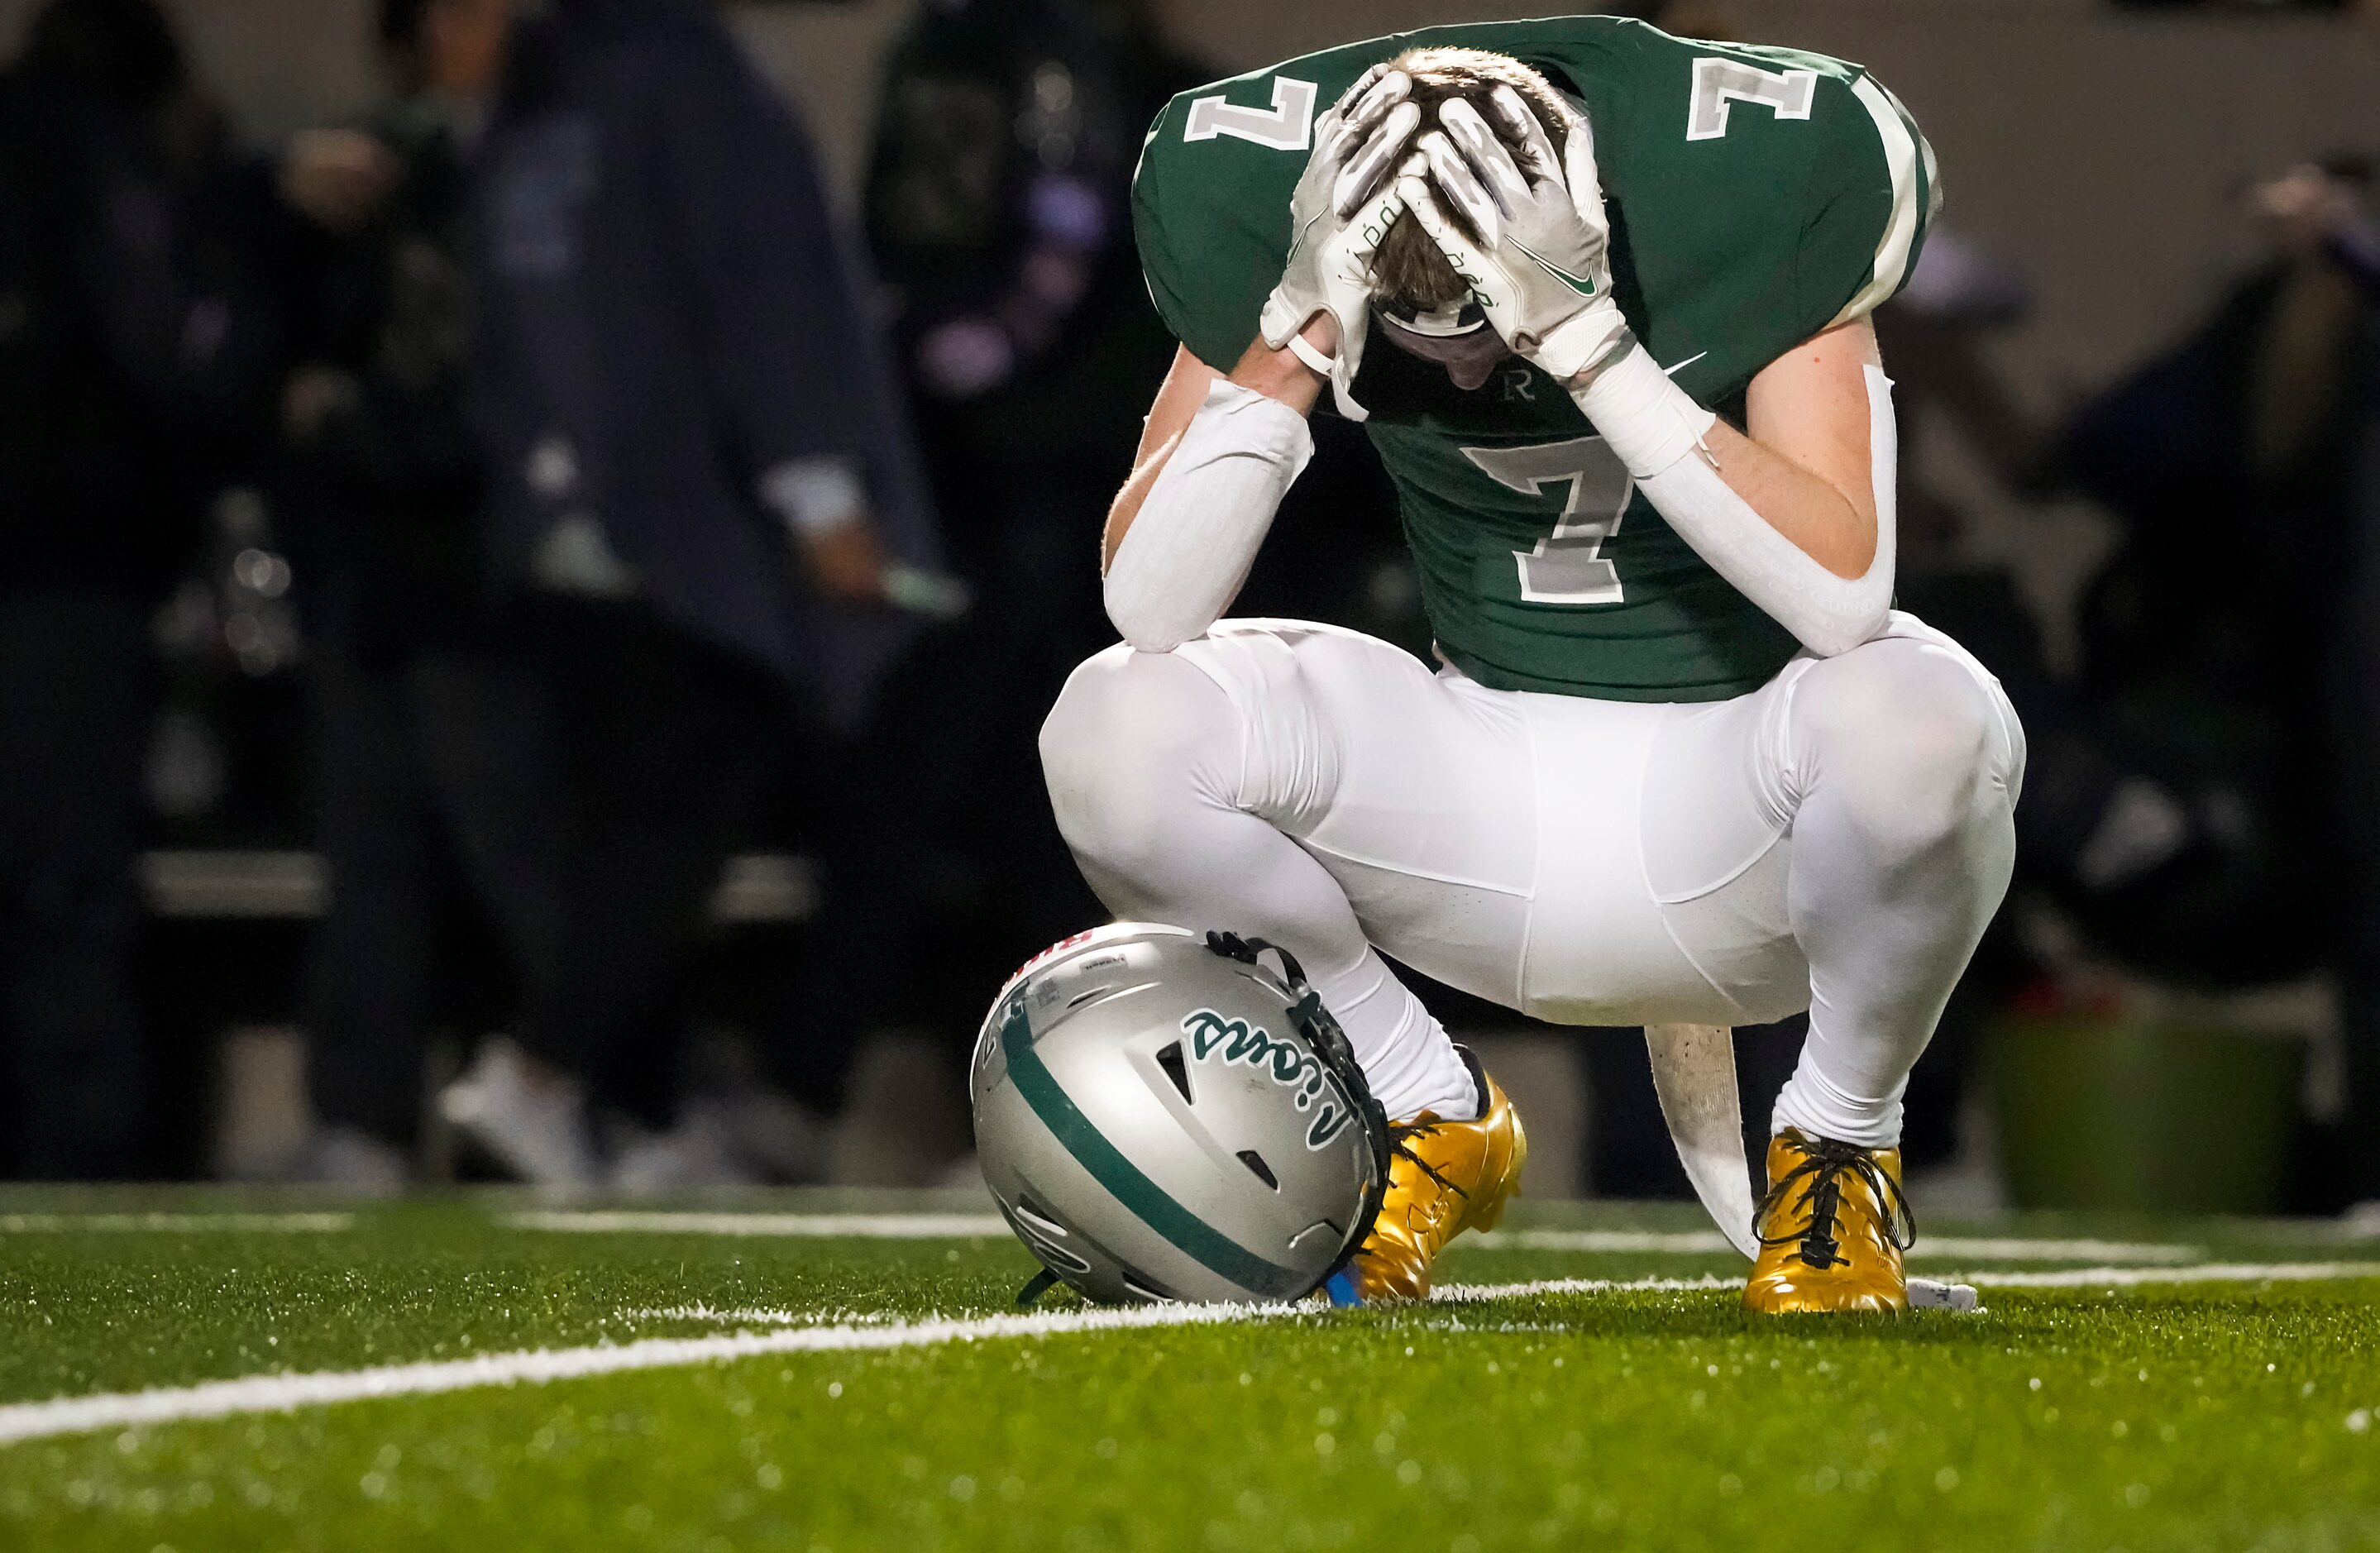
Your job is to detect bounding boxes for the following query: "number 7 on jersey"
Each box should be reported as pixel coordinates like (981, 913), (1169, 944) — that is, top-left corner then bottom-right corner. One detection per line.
(1463, 437), (1634, 607)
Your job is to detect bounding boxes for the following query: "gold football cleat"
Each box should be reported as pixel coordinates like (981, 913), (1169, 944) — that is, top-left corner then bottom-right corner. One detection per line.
(1327, 1059), (1527, 1305)
(1743, 1128), (1916, 1314)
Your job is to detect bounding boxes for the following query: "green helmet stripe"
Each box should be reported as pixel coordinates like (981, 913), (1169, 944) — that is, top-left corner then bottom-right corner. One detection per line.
(999, 1000), (1311, 1299)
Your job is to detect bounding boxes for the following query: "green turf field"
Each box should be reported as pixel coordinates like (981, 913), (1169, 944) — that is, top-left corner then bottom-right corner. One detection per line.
(1, 1189), (2374, 1552)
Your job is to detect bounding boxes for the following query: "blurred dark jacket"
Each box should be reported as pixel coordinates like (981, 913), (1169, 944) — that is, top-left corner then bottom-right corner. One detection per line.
(471, 0), (940, 726)
(863, 0), (1192, 485)
(280, 100), (485, 666)
(2062, 261), (2369, 705)
(2048, 254), (2373, 982)
(0, 64), (274, 590)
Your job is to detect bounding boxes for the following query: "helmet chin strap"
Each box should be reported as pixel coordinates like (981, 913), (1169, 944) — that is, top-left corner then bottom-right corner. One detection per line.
(1379, 300), (1492, 339)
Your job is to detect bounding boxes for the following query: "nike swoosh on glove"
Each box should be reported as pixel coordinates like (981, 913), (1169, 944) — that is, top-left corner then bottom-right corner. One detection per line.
(1400, 86), (1636, 384)
(1259, 66), (1417, 421)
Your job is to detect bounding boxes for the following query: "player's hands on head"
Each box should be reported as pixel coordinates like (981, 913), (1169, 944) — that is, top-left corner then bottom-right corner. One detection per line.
(1323, 66), (1421, 216)
(1401, 86), (1634, 385)
(1259, 67), (1422, 419)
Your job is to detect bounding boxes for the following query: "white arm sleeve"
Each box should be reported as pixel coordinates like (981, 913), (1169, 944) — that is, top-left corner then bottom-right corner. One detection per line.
(1574, 346), (1896, 659)
(1103, 379), (1313, 652)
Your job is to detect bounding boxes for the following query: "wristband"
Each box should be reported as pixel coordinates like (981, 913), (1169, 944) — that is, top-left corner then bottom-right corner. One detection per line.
(1570, 344), (1718, 479)
(1527, 305), (1636, 386)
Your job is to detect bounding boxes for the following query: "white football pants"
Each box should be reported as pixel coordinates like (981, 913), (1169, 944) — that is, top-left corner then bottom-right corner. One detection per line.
(1039, 614), (2024, 1148)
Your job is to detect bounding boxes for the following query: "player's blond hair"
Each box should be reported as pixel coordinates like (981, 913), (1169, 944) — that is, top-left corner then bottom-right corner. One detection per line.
(1368, 49), (1576, 313)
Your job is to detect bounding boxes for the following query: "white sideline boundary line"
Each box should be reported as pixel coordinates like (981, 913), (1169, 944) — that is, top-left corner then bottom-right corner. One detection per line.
(0, 1214), (354, 1234)
(1436, 1274), (1740, 1300)
(5, 1261), (2375, 1450)
(1957, 1261), (2380, 1289)
(1437, 1262), (2380, 1302)
(1468, 1230), (2205, 1263)
(1921, 1238), (2202, 1264)
(515, 1214), (2206, 1265)
(0, 1212), (2220, 1268)
(503, 1211), (1014, 1239)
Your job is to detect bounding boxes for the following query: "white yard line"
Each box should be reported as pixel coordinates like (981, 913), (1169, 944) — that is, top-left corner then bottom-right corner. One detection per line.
(628, 1306), (896, 1329)
(1436, 1274), (1743, 1300)
(0, 1301), (1306, 1448)
(5, 1259), (2378, 1449)
(1437, 1262), (2380, 1302)
(1956, 1261), (2380, 1289)
(0, 1211), (2226, 1269)
(1465, 1230), (2204, 1262)
(0, 1213), (353, 1234)
(516, 1214), (2202, 1264)
(1919, 1238), (2203, 1263)
(503, 1211), (1012, 1239)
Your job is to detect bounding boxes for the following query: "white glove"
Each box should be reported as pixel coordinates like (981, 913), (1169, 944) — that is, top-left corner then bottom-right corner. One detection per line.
(1399, 86), (1634, 383)
(1259, 67), (1418, 421)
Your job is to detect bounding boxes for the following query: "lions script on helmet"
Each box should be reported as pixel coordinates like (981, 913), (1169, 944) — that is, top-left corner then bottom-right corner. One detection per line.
(972, 925), (1390, 1304)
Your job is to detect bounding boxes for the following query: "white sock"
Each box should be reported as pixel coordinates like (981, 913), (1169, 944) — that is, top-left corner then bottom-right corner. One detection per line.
(1317, 953), (1479, 1122)
(1772, 1058), (1905, 1152)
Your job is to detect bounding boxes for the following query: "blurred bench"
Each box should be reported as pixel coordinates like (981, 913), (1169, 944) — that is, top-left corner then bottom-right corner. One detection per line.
(139, 851), (821, 925)
(140, 853), (1606, 1192)
(141, 850), (829, 1181)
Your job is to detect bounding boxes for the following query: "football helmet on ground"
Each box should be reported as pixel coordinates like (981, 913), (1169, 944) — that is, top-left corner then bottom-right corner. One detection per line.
(973, 925), (1390, 1305)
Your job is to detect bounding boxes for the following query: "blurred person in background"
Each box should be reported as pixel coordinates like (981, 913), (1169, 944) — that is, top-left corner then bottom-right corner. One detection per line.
(754, 0), (1199, 1137)
(272, 0), (552, 1189)
(0, 0), (270, 1178)
(2255, 165), (2380, 1221)
(2042, 159), (2373, 996)
(433, 0), (944, 1190)
(2034, 157), (2378, 1215)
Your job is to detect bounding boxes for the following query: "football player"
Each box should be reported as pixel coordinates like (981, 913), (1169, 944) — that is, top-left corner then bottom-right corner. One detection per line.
(1039, 19), (2024, 1311)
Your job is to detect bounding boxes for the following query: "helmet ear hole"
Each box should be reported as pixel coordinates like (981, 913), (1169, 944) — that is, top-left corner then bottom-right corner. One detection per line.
(1007, 1196), (1092, 1275)
(1154, 1041), (1194, 1103)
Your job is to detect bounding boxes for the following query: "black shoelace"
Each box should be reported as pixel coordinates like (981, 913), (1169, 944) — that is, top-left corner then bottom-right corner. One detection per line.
(1386, 1119), (1470, 1201)
(1753, 1134), (1916, 1271)
(1350, 1121), (1471, 1267)
(1358, 1051), (1494, 1258)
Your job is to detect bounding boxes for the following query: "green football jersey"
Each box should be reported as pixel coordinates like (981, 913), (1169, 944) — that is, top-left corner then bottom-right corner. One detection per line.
(1132, 17), (1936, 701)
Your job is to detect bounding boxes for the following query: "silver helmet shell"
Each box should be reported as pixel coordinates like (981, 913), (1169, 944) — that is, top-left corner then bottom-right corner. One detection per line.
(972, 923), (1389, 1305)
